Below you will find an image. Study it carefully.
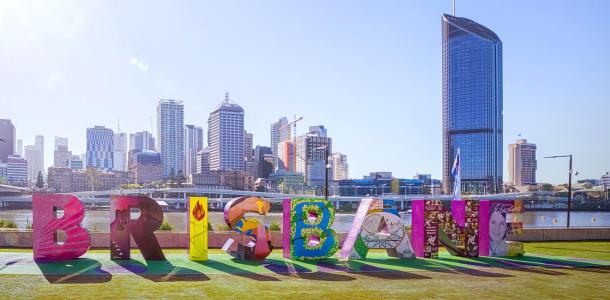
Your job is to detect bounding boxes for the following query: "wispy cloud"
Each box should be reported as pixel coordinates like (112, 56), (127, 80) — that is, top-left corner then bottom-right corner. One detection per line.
(130, 57), (149, 72)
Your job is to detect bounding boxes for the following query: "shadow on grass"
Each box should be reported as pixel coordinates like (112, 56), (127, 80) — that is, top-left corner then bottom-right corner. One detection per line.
(476, 257), (567, 276)
(35, 258), (112, 284)
(264, 259), (356, 281)
(363, 256), (513, 278)
(114, 259), (209, 282)
(195, 260), (280, 281)
(332, 261), (432, 280)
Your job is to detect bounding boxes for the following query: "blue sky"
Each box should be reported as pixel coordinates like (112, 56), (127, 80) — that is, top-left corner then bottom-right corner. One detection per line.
(1, 0), (609, 183)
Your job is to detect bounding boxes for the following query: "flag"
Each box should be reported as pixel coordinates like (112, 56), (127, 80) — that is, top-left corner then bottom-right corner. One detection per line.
(451, 148), (461, 200)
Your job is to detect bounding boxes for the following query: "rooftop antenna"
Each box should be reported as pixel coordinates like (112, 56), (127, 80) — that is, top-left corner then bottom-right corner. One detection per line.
(453, 0), (456, 16)
(117, 116), (121, 133)
(224, 91), (230, 103)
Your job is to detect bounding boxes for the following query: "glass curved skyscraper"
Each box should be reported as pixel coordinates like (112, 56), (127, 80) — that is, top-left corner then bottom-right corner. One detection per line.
(442, 14), (503, 194)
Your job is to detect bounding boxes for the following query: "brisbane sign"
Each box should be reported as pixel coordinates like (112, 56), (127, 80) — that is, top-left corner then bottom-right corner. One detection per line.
(32, 194), (524, 263)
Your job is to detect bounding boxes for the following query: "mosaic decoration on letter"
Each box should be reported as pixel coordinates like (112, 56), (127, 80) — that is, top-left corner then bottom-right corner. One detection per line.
(221, 196), (273, 260)
(340, 198), (414, 260)
(282, 198), (338, 261)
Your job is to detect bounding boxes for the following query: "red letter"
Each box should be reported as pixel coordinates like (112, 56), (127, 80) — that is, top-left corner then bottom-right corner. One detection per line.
(110, 195), (165, 260)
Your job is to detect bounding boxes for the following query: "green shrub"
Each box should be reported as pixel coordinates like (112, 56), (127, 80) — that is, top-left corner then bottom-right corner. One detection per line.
(159, 221), (173, 231)
(269, 222), (281, 231)
(25, 219), (33, 230)
(0, 219), (17, 229)
(208, 221), (214, 231)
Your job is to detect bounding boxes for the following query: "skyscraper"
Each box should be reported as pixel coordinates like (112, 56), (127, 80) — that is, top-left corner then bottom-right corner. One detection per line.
(0, 119), (16, 163)
(129, 131), (156, 151)
(16, 139), (23, 157)
(54, 137), (70, 168)
(254, 145), (273, 178)
(86, 126), (114, 170)
(34, 135), (44, 175)
(184, 124), (204, 175)
(24, 145), (41, 183)
(196, 146), (210, 174)
(157, 99), (185, 178)
(330, 152), (349, 180)
(296, 126), (332, 186)
(508, 139), (537, 186)
(244, 130), (253, 162)
(208, 93), (244, 171)
(113, 132), (128, 172)
(442, 14), (503, 194)
(270, 117), (290, 170)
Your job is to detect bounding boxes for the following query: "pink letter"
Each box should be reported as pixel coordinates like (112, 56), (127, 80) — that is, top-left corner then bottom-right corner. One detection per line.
(33, 193), (90, 261)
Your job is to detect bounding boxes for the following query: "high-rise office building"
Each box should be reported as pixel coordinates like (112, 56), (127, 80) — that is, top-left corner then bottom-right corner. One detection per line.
(330, 152), (349, 180)
(442, 14), (503, 194)
(6, 155), (27, 186)
(254, 146), (273, 179)
(244, 130), (253, 162)
(270, 117), (290, 170)
(508, 139), (537, 186)
(129, 131), (156, 151)
(34, 135), (44, 175)
(113, 132), (128, 172)
(184, 124), (204, 175)
(196, 147), (210, 174)
(24, 145), (43, 183)
(208, 93), (244, 171)
(54, 137), (70, 167)
(16, 139), (23, 157)
(0, 119), (16, 163)
(296, 126), (332, 185)
(86, 126), (114, 170)
(157, 99), (185, 178)
(277, 141), (296, 173)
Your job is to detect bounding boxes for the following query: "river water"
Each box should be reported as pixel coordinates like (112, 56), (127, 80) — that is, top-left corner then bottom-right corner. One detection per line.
(1, 209), (609, 232)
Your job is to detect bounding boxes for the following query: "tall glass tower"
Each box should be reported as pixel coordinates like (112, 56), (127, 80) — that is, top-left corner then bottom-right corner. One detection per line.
(442, 14), (503, 194)
(208, 92), (245, 171)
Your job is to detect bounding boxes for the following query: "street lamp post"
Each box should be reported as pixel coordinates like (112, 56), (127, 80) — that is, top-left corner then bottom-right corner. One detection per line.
(544, 154), (574, 228)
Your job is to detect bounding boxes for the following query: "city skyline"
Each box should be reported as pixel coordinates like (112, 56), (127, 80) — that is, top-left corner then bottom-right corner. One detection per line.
(1, 1), (609, 183)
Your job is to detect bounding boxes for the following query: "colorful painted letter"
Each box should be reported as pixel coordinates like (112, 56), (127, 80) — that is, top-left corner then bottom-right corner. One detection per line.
(479, 200), (524, 256)
(110, 195), (165, 260)
(283, 198), (338, 260)
(32, 193), (91, 261)
(340, 198), (414, 260)
(412, 199), (480, 258)
(188, 197), (208, 261)
(221, 196), (273, 260)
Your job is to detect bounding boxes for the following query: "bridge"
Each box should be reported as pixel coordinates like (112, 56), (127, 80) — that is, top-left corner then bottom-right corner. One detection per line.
(0, 185), (554, 210)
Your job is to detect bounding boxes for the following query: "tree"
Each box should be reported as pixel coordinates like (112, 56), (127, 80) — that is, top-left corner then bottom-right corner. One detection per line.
(35, 171), (44, 189)
(177, 169), (185, 188)
(540, 183), (554, 192)
(169, 168), (176, 186)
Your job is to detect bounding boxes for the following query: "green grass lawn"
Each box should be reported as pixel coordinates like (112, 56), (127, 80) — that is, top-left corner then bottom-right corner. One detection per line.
(1, 242), (609, 299)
